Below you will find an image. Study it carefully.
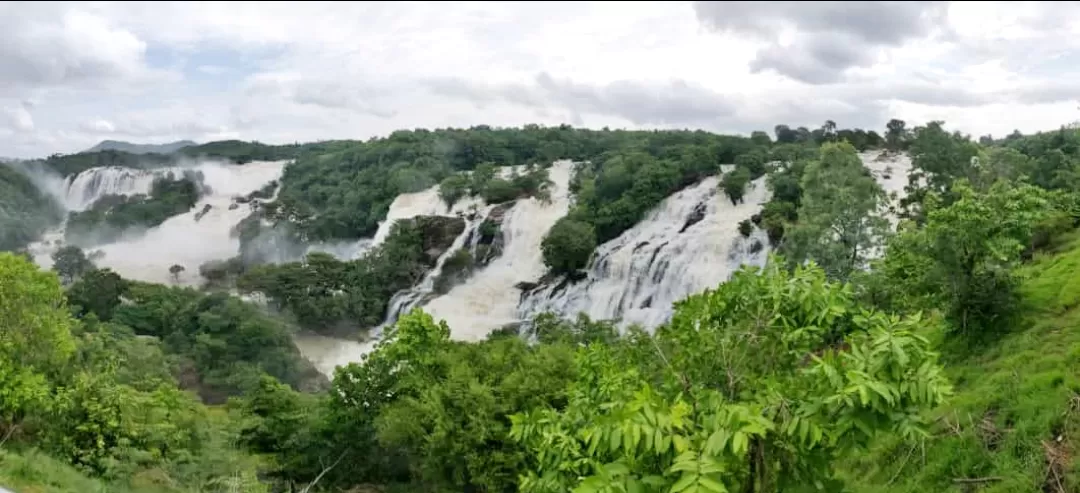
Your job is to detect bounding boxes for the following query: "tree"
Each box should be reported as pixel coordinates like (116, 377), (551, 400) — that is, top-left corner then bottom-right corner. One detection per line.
(901, 121), (981, 221)
(738, 219), (753, 238)
(784, 142), (891, 281)
(542, 218), (597, 274)
(774, 125), (798, 144)
(877, 180), (1050, 340)
(721, 167), (752, 205)
(734, 150), (769, 180)
(750, 131), (772, 146)
(0, 253), (77, 433)
(52, 245), (94, 284)
(511, 260), (950, 493)
(438, 174), (469, 208)
(67, 269), (129, 321)
(885, 119), (908, 151)
(169, 264), (186, 283)
(821, 120), (837, 142)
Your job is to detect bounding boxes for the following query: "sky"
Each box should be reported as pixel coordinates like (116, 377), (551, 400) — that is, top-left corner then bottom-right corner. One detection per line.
(2, 1), (1080, 158)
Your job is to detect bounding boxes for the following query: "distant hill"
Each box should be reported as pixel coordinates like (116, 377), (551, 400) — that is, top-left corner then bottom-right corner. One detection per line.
(84, 140), (198, 155)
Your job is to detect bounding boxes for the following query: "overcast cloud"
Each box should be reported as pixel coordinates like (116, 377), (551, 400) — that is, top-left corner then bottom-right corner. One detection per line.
(1, 1), (1080, 157)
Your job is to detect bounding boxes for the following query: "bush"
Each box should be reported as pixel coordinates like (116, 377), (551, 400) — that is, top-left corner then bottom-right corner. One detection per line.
(720, 167), (751, 205)
(541, 218), (597, 275)
(480, 178), (520, 204)
(738, 219), (753, 238)
(438, 174), (469, 207)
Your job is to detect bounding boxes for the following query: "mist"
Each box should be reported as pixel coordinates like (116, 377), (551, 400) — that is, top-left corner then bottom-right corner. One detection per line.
(27, 160), (288, 286)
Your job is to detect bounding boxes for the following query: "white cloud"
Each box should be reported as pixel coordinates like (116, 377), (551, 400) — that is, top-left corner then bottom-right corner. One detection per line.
(3, 105), (35, 132)
(1, 1), (1080, 157)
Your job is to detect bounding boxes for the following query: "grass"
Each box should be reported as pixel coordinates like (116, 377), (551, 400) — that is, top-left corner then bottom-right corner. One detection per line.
(0, 448), (117, 493)
(840, 232), (1080, 492)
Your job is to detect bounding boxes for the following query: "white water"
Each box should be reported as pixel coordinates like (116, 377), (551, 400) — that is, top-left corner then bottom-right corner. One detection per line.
(423, 160), (574, 340)
(29, 161), (286, 286)
(518, 173), (771, 329)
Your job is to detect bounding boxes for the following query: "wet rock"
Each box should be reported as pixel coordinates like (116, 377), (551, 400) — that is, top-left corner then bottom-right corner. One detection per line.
(475, 202), (515, 266)
(194, 204), (213, 222)
(515, 281), (539, 291)
(228, 203), (240, 211)
(679, 202), (707, 233)
(413, 215), (467, 265)
(751, 213), (762, 226)
(750, 239), (764, 254)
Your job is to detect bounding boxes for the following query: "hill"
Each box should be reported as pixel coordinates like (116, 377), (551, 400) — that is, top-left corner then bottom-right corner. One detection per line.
(841, 230), (1080, 492)
(84, 140), (197, 155)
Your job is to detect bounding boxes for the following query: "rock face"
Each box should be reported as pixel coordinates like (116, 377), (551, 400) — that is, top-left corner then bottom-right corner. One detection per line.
(475, 202), (514, 267)
(194, 204), (213, 222)
(413, 215), (466, 265)
(679, 201), (707, 233)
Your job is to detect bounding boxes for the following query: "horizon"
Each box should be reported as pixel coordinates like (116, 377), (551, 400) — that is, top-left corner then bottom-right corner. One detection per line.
(4, 2), (1080, 158)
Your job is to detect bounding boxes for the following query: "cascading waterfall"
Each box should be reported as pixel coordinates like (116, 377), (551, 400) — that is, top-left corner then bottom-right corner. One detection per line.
(517, 174), (771, 329)
(28, 161), (286, 286)
(61, 167), (167, 211)
(381, 206), (496, 324)
(422, 160), (574, 340)
(516, 150), (912, 330)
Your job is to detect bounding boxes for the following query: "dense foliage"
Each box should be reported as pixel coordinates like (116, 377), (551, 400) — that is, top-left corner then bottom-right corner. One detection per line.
(66, 267), (323, 403)
(0, 253), (271, 492)
(784, 142), (890, 281)
(237, 216), (463, 334)
(0, 164), (61, 252)
(10, 120), (1080, 493)
(65, 172), (202, 246)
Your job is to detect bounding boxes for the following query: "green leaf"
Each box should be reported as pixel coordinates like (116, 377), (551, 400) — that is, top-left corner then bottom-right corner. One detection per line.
(670, 473), (699, 492)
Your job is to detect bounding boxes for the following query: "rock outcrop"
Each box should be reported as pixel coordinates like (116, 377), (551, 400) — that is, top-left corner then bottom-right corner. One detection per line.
(412, 215), (467, 265)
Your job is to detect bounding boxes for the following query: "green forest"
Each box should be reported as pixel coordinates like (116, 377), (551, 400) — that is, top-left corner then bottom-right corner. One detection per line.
(4, 119), (1080, 493)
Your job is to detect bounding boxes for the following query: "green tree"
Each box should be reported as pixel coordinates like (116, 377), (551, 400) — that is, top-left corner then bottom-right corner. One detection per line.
(750, 131), (772, 147)
(720, 167), (752, 205)
(785, 143), (891, 281)
(878, 180), (1050, 339)
(52, 245), (94, 284)
(67, 268), (129, 320)
(511, 260), (950, 493)
(169, 264), (185, 283)
(738, 219), (753, 238)
(542, 218), (597, 275)
(0, 253), (77, 433)
(901, 121), (980, 221)
(885, 119), (908, 151)
(735, 150), (769, 180)
(439, 173), (470, 208)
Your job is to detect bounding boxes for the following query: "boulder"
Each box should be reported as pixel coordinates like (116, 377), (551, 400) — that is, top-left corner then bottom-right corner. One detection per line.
(194, 204), (213, 222)
(413, 215), (466, 265)
(679, 201), (707, 233)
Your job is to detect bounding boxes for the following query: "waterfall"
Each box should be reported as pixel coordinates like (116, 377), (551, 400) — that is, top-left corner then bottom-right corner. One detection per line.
(381, 205), (496, 325)
(29, 161), (287, 286)
(422, 160), (574, 340)
(517, 174), (771, 329)
(60, 166), (182, 211)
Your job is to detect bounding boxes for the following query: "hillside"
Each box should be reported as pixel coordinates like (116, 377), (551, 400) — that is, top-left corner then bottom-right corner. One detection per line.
(5, 120), (1080, 493)
(841, 231), (1080, 493)
(83, 140), (197, 155)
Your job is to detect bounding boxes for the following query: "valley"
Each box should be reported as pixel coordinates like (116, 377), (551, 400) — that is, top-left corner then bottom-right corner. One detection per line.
(1, 122), (1079, 493)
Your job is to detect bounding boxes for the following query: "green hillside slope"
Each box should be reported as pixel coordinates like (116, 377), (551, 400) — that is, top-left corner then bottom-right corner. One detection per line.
(842, 232), (1080, 493)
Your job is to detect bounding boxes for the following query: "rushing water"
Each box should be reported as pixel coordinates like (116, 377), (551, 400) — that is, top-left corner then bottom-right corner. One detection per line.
(25, 152), (912, 377)
(422, 160), (574, 340)
(28, 161), (286, 286)
(517, 173), (771, 329)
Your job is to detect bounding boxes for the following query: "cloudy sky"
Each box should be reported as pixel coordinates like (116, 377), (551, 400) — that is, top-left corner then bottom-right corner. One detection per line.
(2, 1), (1079, 158)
